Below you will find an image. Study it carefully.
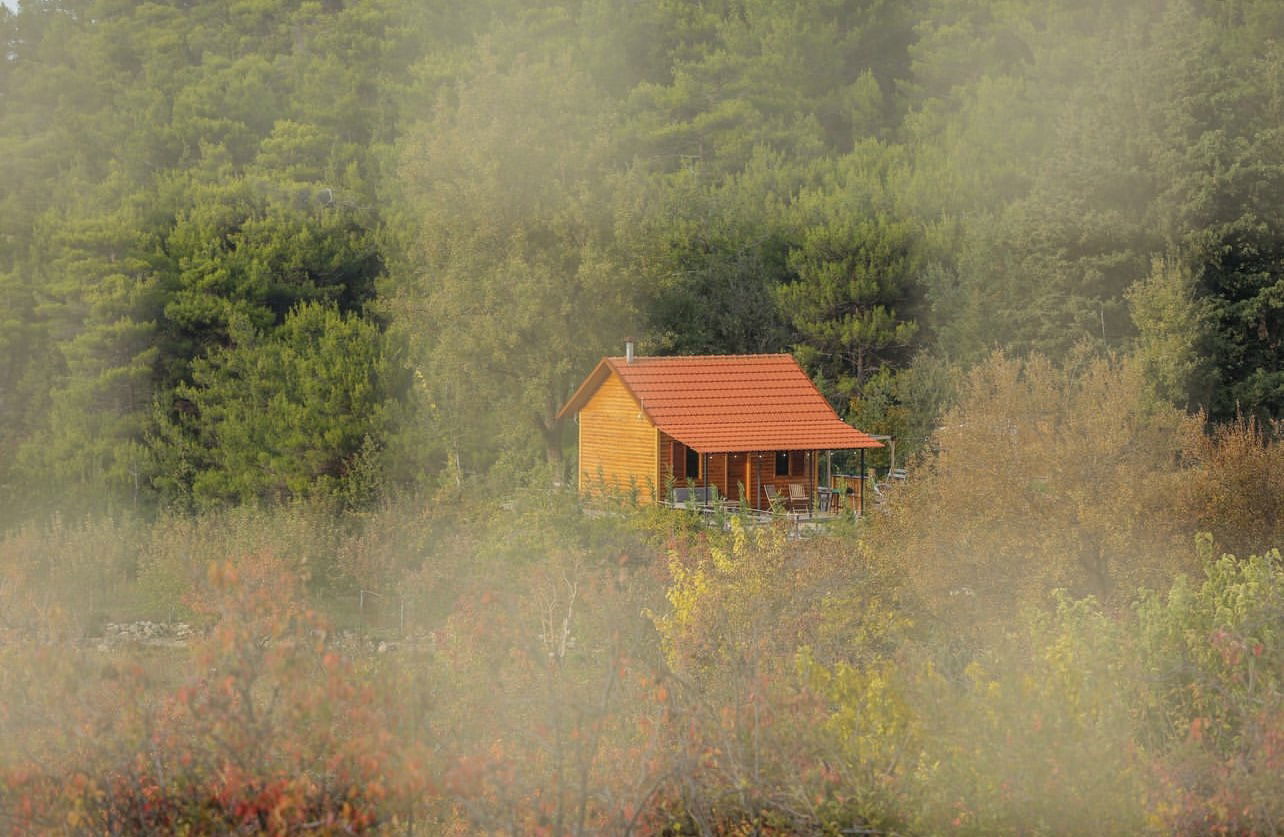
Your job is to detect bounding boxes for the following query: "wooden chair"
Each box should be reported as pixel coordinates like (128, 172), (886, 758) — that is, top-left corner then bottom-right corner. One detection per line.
(762, 484), (784, 512)
(787, 483), (810, 515)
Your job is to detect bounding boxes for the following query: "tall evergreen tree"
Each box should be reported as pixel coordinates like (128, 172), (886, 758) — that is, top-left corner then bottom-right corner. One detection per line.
(778, 144), (921, 406)
(394, 47), (637, 480)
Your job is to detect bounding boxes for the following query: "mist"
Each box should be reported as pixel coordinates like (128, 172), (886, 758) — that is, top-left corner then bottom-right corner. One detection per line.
(2, 0), (1284, 832)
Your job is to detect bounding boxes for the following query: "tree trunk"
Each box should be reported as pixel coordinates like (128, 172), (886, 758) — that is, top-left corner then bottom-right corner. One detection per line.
(539, 412), (566, 488)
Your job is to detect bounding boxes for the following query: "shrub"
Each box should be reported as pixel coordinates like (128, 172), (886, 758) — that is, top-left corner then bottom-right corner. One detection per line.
(1178, 416), (1284, 556)
(864, 350), (1198, 641)
(0, 550), (439, 833)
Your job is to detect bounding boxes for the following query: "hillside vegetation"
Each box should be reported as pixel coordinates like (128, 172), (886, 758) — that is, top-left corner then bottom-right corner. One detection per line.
(6, 364), (1284, 831)
(5, 0), (1284, 833)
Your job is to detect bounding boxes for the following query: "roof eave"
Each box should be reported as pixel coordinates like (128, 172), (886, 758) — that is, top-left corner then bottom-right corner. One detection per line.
(670, 435), (885, 454)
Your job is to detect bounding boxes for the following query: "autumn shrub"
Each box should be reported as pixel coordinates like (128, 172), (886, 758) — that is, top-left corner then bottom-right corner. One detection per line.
(795, 537), (1284, 834)
(647, 513), (1145, 833)
(864, 350), (1199, 641)
(899, 594), (1147, 833)
(1178, 415), (1284, 556)
(1133, 538), (1284, 833)
(429, 548), (675, 832)
(649, 517), (912, 832)
(0, 550), (440, 833)
(0, 513), (145, 639)
(640, 494), (1284, 833)
(0, 493), (686, 833)
(11, 475), (1284, 834)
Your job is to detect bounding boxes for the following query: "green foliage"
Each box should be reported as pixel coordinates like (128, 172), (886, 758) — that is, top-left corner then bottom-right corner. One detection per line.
(629, 149), (798, 356)
(15, 204), (164, 511)
(159, 302), (394, 508)
(1135, 542), (1284, 832)
(161, 180), (382, 361)
(620, 0), (915, 176)
(1, 0), (407, 513)
(844, 352), (957, 468)
(392, 43), (639, 479)
(779, 143), (921, 405)
(1128, 254), (1217, 410)
(9, 0), (1284, 506)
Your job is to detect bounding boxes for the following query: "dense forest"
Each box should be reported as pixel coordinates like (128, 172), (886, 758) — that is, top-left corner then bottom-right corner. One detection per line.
(4, 0), (1284, 516)
(5, 0), (1284, 833)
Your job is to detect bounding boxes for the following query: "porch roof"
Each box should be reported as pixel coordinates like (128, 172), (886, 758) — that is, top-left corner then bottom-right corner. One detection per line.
(557, 353), (883, 454)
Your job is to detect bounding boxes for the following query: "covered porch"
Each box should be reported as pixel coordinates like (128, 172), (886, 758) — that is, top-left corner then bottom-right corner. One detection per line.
(661, 434), (875, 517)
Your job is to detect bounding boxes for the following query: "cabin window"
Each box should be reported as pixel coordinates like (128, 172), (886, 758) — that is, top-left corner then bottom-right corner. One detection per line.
(775, 451), (790, 476)
(672, 442), (701, 480)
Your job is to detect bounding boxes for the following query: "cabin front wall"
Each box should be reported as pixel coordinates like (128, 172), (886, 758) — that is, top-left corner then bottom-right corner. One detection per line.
(659, 434), (749, 503)
(659, 436), (821, 510)
(747, 449), (819, 509)
(577, 371), (659, 503)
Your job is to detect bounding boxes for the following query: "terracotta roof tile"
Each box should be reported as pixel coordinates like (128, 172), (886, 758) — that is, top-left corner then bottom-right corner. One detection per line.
(558, 354), (883, 453)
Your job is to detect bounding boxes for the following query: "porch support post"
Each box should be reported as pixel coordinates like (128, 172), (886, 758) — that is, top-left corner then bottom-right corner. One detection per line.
(859, 448), (866, 515)
(809, 451), (816, 508)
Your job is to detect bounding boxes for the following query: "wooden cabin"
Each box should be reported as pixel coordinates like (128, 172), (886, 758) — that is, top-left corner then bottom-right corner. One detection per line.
(555, 347), (883, 510)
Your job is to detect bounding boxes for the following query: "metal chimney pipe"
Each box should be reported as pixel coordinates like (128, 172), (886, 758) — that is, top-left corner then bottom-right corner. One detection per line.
(625, 338), (635, 364)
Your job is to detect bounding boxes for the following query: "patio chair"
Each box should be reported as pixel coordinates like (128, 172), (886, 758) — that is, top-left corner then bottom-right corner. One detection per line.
(787, 483), (810, 515)
(763, 484), (784, 511)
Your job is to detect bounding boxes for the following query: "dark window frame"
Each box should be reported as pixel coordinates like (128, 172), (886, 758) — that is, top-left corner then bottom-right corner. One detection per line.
(775, 450), (790, 477)
(686, 446), (700, 480)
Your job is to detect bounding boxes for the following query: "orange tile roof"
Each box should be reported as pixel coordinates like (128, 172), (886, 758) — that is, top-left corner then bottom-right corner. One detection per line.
(557, 354), (883, 453)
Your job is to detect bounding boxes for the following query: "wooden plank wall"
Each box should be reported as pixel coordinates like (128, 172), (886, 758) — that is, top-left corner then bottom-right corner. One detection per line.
(751, 450), (819, 509)
(658, 432), (683, 500)
(578, 372), (658, 503)
(659, 436), (746, 503)
(658, 442), (820, 509)
(658, 432), (680, 489)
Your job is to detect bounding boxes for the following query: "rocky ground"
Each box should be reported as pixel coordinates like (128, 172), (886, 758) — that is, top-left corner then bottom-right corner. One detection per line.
(95, 620), (196, 649)
(87, 621), (422, 654)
